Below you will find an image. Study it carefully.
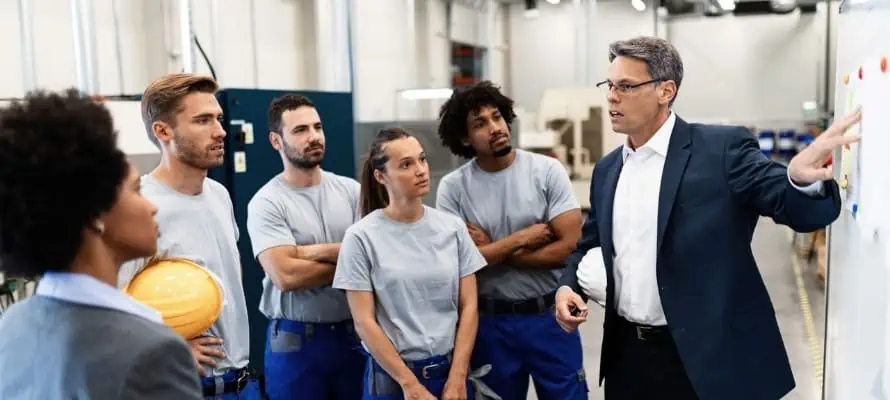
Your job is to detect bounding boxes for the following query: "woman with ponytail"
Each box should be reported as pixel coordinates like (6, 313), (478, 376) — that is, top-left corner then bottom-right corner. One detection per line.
(333, 128), (489, 399)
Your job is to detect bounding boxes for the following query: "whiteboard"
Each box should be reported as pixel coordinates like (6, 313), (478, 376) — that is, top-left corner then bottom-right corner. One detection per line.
(824, 0), (890, 399)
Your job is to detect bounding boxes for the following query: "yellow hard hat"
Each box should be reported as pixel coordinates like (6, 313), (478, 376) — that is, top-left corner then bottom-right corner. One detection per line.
(123, 257), (224, 340)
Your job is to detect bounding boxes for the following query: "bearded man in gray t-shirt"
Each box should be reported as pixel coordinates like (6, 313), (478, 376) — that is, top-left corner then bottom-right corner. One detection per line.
(435, 81), (588, 399)
(246, 94), (365, 400)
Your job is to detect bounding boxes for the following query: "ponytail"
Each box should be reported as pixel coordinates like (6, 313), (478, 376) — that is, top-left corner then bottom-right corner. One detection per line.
(359, 155), (389, 217)
(358, 127), (412, 217)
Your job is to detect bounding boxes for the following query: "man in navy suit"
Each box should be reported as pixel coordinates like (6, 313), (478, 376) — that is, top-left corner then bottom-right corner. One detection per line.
(553, 36), (861, 400)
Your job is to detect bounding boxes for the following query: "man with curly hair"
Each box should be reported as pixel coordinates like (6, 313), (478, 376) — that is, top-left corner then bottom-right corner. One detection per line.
(434, 81), (587, 399)
(0, 89), (202, 399)
(119, 73), (261, 399)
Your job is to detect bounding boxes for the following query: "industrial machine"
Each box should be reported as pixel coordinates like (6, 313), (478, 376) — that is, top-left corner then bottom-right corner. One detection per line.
(515, 88), (624, 210)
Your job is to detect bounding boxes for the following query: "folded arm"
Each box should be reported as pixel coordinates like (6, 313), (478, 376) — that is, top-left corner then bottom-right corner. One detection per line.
(475, 234), (529, 266)
(508, 209), (583, 270)
(257, 245), (337, 292)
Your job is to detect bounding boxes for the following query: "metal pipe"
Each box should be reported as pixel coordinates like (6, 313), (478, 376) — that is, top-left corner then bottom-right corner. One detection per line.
(18, 0), (36, 92)
(822, 0), (832, 118)
(333, 0), (350, 91)
(574, 0), (585, 86)
(248, 0), (259, 87)
(406, 0), (417, 88)
(588, 0), (598, 86)
(483, 0), (496, 81)
(210, 0), (221, 80)
(177, 0), (194, 73)
(111, 0), (125, 93)
(70, 0), (99, 93)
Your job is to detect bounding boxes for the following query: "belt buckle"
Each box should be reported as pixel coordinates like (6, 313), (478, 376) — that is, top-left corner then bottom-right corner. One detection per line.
(236, 371), (249, 390)
(635, 326), (648, 341)
(421, 363), (439, 379)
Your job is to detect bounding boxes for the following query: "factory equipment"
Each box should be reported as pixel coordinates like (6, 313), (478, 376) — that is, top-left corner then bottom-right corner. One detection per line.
(515, 88), (624, 210)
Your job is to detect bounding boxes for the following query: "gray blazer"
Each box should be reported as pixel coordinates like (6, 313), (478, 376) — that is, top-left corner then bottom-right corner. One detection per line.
(0, 296), (202, 399)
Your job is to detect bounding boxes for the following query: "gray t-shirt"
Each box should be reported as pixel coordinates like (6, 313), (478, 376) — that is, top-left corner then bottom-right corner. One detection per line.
(118, 175), (250, 377)
(332, 206), (486, 361)
(246, 171), (361, 323)
(436, 149), (580, 300)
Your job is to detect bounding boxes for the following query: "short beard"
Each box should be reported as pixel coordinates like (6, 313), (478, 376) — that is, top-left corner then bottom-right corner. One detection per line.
(493, 145), (512, 158)
(287, 155), (322, 170)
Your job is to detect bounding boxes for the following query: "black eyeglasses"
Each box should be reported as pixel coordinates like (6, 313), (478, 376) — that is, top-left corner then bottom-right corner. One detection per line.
(596, 78), (666, 95)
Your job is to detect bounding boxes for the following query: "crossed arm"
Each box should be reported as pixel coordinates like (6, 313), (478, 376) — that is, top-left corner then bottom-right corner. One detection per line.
(469, 209), (583, 270)
(257, 243), (342, 292)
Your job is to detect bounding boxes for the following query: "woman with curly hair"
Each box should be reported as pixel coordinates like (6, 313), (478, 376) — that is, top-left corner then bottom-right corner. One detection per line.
(0, 89), (202, 399)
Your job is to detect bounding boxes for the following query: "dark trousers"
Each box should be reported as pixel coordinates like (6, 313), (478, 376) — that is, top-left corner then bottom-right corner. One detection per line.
(362, 353), (475, 399)
(604, 317), (699, 400)
(264, 319), (366, 400)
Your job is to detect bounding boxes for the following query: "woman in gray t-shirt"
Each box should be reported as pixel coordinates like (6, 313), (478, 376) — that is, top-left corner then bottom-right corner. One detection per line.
(333, 128), (487, 399)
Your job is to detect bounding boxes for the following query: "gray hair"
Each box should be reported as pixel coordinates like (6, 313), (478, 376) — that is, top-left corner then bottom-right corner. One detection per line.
(609, 36), (684, 105)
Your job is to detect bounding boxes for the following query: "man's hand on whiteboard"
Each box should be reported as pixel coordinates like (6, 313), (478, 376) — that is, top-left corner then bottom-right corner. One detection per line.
(788, 107), (862, 186)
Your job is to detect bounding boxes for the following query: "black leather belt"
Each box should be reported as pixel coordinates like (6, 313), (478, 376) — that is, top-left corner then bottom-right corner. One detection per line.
(404, 353), (452, 380)
(479, 291), (556, 315)
(202, 368), (250, 397)
(616, 316), (671, 341)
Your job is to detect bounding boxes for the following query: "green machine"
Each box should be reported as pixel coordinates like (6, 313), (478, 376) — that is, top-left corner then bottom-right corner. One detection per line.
(208, 88), (356, 372)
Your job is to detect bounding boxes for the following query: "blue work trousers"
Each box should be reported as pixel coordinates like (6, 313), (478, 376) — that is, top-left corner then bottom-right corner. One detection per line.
(362, 354), (476, 399)
(200, 369), (263, 400)
(264, 318), (366, 400)
(471, 309), (589, 399)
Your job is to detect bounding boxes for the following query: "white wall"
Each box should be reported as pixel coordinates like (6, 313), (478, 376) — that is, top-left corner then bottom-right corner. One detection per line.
(667, 5), (838, 129)
(354, 0), (510, 122)
(3, 0), (508, 124)
(508, 0), (839, 132)
(509, 0), (658, 112)
(0, 0), (314, 97)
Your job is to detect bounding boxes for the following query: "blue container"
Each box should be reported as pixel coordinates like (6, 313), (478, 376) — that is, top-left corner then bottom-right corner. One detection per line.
(758, 130), (776, 157)
(777, 130), (797, 158)
(796, 132), (815, 153)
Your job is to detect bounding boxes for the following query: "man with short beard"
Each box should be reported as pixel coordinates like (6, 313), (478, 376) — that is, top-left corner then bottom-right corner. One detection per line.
(246, 94), (364, 399)
(435, 81), (587, 399)
(120, 73), (260, 399)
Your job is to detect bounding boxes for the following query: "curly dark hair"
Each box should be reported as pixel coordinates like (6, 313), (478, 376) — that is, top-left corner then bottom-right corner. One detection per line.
(268, 94), (316, 134)
(0, 89), (128, 278)
(437, 81), (517, 158)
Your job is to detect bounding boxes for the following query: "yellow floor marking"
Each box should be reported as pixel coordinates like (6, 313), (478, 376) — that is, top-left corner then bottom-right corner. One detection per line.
(788, 230), (824, 389)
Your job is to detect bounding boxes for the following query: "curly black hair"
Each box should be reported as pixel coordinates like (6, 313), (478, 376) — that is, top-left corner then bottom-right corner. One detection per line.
(437, 81), (517, 159)
(0, 89), (128, 278)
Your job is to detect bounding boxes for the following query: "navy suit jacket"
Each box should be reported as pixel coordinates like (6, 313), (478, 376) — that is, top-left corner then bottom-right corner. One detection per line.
(560, 117), (841, 400)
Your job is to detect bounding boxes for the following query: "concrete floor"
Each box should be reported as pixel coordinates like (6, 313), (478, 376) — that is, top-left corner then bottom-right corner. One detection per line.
(527, 218), (827, 399)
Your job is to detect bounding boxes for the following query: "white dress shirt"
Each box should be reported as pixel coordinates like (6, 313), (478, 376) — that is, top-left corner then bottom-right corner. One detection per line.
(37, 271), (163, 324)
(576, 112), (823, 326)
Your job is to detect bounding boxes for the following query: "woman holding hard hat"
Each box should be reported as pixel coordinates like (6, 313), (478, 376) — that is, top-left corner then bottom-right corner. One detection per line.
(0, 89), (202, 399)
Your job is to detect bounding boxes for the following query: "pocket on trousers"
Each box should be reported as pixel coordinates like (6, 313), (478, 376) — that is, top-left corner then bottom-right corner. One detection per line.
(270, 330), (303, 353)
